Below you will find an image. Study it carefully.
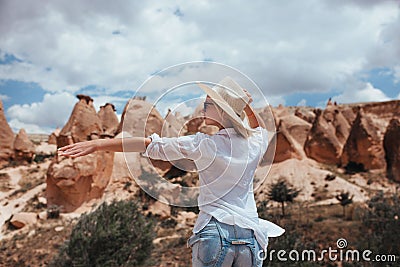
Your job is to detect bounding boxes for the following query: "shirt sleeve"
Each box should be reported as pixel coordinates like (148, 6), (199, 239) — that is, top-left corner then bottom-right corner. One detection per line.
(142, 132), (211, 161)
(255, 126), (269, 155)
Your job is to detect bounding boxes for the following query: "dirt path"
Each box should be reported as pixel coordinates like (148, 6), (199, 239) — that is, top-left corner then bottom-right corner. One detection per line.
(0, 162), (50, 240)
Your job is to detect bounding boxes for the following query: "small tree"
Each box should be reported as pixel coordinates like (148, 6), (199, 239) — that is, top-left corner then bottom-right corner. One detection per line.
(268, 178), (300, 217)
(336, 191), (353, 217)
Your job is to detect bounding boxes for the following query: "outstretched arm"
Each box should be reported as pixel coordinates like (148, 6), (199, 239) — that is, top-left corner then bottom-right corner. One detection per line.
(58, 137), (152, 158)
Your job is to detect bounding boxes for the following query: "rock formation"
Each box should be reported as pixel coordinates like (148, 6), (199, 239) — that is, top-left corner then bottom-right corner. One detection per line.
(280, 114), (312, 148)
(13, 129), (35, 163)
(44, 96), (400, 213)
(273, 115), (309, 163)
(361, 100), (400, 120)
(384, 118), (400, 182)
(10, 212), (38, 229)
(304, 106), (351, 165)
(184, 103), (219, 135)
(98, 103), (119, 138)
(48, 128), (60, 145)
(46, 95), (117, 212)
(338, 106), (357, 125)
(341, 109), (386, 170)
(162, 109), (183, 137)
(117, 98), (164, 137)
(57, 94), (102, 148)
(118, 98), (170, 169)
(0, 99), (14, 167)
(294, 107), (316, 124)
(46, 151), (114, 212)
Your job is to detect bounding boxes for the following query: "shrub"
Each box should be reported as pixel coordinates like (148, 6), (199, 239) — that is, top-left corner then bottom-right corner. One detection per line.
(50, 200), (155, 267)
(47, 205), (61, 219)
(264, 222), (320, 267)
(359, 191), (400, 256)
(33, 153), (55, 163)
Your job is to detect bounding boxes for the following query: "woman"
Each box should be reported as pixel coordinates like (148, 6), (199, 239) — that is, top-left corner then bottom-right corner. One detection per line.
(59, 76), (284, 266)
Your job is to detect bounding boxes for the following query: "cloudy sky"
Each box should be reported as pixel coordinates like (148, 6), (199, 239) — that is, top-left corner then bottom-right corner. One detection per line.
(0, 0), (399, 133)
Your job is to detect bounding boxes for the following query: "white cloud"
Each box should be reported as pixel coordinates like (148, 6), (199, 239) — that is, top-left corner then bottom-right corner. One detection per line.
(394, 65), (400, 84)
(0, 0), (399, 102)
(260, 95), (286, 107)
(6, 92), (76, 133)
(155, 97), (201, 118)
(297, 99), (307, 107)
(0, 94), (10, 101)
(8, 119), (54, 134)
(332, 82), (390, 104)
(91, 95), (129, 113)
(0, 50), (5, 61)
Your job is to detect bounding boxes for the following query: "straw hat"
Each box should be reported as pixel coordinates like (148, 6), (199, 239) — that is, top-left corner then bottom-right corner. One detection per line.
(197, 76), (256, 138)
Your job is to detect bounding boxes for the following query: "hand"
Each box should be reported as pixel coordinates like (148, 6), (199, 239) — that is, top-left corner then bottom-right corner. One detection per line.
(58, 140), (98, 158)
(243, 89), (253, 105)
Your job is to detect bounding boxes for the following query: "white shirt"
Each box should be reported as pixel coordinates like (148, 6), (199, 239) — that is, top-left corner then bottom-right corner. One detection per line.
(143, 127), (285, 250)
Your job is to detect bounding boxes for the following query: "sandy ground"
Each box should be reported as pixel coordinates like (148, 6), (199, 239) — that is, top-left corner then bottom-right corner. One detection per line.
(254, 158), (396, 206)
(0, 161), (50, 240)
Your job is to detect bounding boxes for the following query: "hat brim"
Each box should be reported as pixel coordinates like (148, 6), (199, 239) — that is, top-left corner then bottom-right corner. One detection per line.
(197, 82), (255, 135)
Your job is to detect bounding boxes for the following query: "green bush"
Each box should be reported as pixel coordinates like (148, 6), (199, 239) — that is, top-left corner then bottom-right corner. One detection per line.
(50, 200), (155, 267)
(359, 191), (400, 256)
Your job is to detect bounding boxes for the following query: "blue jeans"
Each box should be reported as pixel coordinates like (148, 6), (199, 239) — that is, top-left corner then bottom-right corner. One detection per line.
(187, 218), (264, 267)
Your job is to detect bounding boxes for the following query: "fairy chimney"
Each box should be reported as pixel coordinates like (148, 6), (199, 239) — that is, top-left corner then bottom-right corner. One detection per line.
(98, 103), (119, 138)
(48, 127), (60, 145)
(117, 97), (165, 137)
(384, 118), (400, 182)
(14, 128), (35, 163)
(116, 97), (174, 176)
(57, 94), (102, 148)
(272, 116), (307, 163)
(341, 109), (386, 170)
(162, 109), (184, 137)
(304, 106), (350, 165)
(0, 99), (14, 167)
(46, 95), (116, 212)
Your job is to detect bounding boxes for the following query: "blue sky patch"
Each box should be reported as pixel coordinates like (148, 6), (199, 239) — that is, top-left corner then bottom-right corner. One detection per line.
(361, 67), (399, 98)
(0, 80), (45, 116)
(0, 51), (23, 65)
(284, 90), (337, 107)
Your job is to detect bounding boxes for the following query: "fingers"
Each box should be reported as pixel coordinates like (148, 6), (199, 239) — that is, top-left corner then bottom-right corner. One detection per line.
(58, 146), (80, 155)
(59, 150), (88, 158)
(58, 144), (91, 158)
(58, 143), (75, 151)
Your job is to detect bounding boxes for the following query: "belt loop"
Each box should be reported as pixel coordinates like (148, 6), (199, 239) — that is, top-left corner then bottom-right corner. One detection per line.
(213, 217), (226, 243)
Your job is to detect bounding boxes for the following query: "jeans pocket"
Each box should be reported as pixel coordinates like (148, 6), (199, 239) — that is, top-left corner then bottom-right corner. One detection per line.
(196, 234), (222, 265)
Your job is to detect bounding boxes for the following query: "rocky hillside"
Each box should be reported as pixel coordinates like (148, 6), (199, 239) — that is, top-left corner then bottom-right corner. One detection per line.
(0, 96), (399, 266)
